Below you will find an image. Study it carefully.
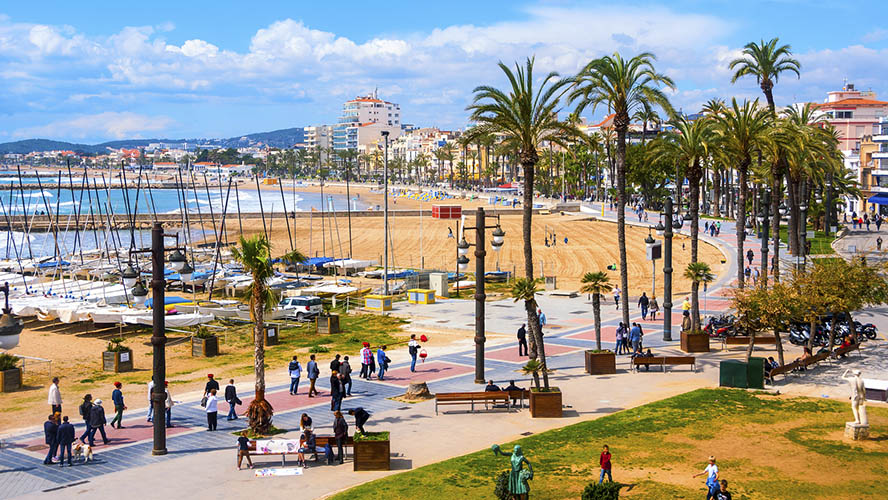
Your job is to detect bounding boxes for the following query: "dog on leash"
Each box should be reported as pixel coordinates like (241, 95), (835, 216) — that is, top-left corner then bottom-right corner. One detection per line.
(72, 443), (93, 463)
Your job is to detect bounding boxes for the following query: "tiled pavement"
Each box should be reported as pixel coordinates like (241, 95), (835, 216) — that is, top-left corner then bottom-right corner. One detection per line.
(0, 202), (771, 499)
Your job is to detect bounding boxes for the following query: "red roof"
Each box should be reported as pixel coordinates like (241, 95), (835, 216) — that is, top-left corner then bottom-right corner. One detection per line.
(814, 98), (888, 109)
(591, 113), (616, 128)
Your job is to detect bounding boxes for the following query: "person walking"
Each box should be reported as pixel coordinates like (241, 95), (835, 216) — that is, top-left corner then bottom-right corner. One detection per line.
(205, 388), (219, 431)
(613, 286), (621, 309)
(164, 381), (174, 428)
(110, 382), (126, 429)
(629, 323), (642, 355)
(649, 296), (659, 321)
(43, 414), (59, 465)
(204, 374), (219, 397)
(288, 355), (302, 395)
(48, 377), (62, 416)
(877, 236), (883, 252)
(88, 399), (109, 446)
(341, 356), (353, 396)
(333, 410), (348, 464)
(682, 310), (692, 332)
(236, 431), (253, 470)
(225, 379), (241, 421)
(329, 354), (342, 373)
(359, 342), (372, 379)
(598, 444), (612, 483)
(693, 455), (720, 500)
(376, 345), (388, 380)
(682, 297), (691, 312)
(615, 323), (625, 355)
(746, 249), (754, 265)
(752, 267), (760, 286)
(537, 308), (547, 331)
(330, 371), (342, 412)
(408, 334), (421, 372)
(146, 379), (154, 422)
(56, 416), (75, 467)
(307, 354), (320, 397)
(638, 292), (650, 320)
(78, 394), (93, 444)
(517, 323), (528, 356)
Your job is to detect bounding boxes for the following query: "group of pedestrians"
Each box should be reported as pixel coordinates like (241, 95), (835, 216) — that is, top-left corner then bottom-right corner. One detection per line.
(614, 322), (646, 355)
(200, 374), (241, 431)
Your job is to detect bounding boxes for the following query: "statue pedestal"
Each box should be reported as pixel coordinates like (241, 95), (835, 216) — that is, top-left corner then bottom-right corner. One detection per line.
(844, 422), (869, 441)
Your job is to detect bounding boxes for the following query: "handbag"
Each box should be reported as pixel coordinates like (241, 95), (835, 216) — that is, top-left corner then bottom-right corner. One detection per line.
(200, 396), (208, 408)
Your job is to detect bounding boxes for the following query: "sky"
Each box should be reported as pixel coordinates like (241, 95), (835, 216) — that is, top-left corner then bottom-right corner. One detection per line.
(2, 0), (888, 144)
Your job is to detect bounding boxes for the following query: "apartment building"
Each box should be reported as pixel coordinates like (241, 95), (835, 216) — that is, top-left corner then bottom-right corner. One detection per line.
(333, 93), (402, 151)
(305, 125), (333, 163)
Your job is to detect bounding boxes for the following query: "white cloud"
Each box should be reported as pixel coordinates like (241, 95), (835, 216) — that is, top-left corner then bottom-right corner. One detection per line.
(14, 112), (175, 140)
(862, 28), (888, 43)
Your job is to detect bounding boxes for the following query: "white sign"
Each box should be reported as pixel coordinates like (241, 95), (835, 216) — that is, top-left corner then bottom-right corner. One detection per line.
(268, 327), (277, 337)
(120, 352), (130, 362)
(255, 439), (300, 454)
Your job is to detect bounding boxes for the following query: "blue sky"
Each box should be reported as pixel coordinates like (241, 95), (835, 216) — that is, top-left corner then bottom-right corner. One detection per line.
(2, 0), (887, 143)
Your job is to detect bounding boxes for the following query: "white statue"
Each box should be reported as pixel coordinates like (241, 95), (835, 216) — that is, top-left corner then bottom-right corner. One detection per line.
(841, 369), (867, 426)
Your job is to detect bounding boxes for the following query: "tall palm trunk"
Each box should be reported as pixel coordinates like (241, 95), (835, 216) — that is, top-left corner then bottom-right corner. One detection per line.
(712, 170), (722, 217)
(521, 155), (548, 389)
(248, 282), (273, 434)
(616, 122), (630, 326)
(689, 160), (702, 330)
(771, 176), (781, 282)
(736, 162), (749, 288)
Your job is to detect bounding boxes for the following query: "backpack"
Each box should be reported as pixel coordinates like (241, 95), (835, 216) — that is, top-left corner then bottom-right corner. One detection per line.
(409, 344), (418, 356)
(79, 402), (90, 418)
(324, 443), (334, 464)
(288, 360), (299, 372)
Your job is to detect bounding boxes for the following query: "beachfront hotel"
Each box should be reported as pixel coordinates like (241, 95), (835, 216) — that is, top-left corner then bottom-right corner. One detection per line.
(333, 92), (403, 151)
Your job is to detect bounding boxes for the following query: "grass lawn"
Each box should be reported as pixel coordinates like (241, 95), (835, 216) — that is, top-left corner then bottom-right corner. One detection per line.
(332, 388), (888, 500)
(779, 226), (836, 255)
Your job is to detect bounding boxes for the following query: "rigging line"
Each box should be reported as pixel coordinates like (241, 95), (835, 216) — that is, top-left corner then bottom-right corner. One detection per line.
(278, 179), (294, 252)
(254, 173), (269, 241)
(234, 181), (243, 235)
(0, 196), (28, 294)
(67, 160), (87, 265)
(144, 169), (158, 222)
(120, 162), (137, 254)
(99, 173), (126, 271)
(16, 165), (34, 258)
(206, 178), (233, 301)
(217, 172), (229, 247)
(188, 167), (208, 257)
(202, 171), (220, 251)
(176, 167), (194, 267)
(82, 166), (102, 261)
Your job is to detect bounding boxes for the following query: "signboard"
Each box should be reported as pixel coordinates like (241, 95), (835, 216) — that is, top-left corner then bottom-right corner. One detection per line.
(806, 230), (815, 239)
(646, 242), (662, 261)
(120, 352), (130, 363)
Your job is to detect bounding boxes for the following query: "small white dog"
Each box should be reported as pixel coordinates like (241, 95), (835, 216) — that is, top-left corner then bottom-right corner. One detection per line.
(72, 443), (93, 463)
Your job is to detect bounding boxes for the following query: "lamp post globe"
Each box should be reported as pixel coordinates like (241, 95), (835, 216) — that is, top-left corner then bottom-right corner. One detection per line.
(492, 225), (505, 245)
(655, 220), (665, 236)
(132, 281), (149, 307)
(179, 262), (194, 284)
(168, 249), (187, 271)
(457, 255), (469, 272)
(121, 264), (139, 288)
(457, 238), (470, 256)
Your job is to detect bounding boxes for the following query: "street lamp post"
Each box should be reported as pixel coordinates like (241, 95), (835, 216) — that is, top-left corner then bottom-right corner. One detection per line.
(461, 207), (504, 384)
(662, 197), (674, 342)
(382, 131), (390, 295)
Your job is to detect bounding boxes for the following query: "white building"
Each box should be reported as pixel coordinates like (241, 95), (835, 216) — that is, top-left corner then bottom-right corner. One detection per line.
(333, 93), (402, 151)
(305, 125), (333, 163)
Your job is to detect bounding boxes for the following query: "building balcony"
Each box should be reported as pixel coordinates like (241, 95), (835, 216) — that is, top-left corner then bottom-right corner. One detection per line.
(874, 151), (888, 159)
(873, 134), (888, 142)
(871, 169), (888, 176)
(868, 186), (888, 193)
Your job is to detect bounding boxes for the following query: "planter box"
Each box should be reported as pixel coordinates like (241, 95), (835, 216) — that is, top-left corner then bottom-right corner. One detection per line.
(102, 350), (133, 373)
(584, 351), (616, 375)
(681, 332), (710, 353)
(192, 336), (219, 357)
(0, 367), (22, 392)
(529, 388), (562, 418)
(264, 325), (280, 346)
(353, 439), (390, 471)
(317, 315), (340, 334)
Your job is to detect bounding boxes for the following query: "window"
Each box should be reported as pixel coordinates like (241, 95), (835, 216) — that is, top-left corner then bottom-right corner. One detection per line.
(834, 111), (853, 119)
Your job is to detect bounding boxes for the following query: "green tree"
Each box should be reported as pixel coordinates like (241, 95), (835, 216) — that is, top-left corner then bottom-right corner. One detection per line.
(683, 262), (715, 332)
(570, 52), (674, 326)
(468, 58), (582, 390)
(579, 271), (613, 350)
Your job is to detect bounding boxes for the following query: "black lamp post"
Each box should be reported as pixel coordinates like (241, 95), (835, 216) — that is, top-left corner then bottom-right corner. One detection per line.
(662, 197), (674, 342)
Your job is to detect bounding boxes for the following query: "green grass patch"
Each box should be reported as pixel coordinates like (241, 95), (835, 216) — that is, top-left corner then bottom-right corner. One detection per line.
(330, 389), (888, 500)
(231, 425), (287, 439)
(779, 225), (836, 255)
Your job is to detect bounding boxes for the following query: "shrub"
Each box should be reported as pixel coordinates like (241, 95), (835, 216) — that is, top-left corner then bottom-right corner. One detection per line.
(106, 337), (131, 353)
(194, 327), (216, 339)
(354, 431), (389, 442)
(493, 470), (510, 500)
(0, 353), (19, 371)
(309, 345), (330, 353)
(581, 481), (622, 500)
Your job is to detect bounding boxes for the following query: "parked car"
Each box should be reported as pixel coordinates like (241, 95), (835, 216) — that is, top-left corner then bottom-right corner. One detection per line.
(279, 296), (323, 320)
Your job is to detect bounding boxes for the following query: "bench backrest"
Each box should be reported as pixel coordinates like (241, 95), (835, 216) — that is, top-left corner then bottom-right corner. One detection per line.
(770, 361), (798, 375)
(507, 390), (529, 399)
(315, 435), (355, 446)
(436, 391), (509, 400)
(632, 357), (665, 364)
(664, 356), (695, 364)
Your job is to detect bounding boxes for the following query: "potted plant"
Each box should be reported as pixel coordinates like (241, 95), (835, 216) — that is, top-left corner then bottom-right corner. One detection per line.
(191, 327), (219, 357)
(584, 349), (616, 375)
(523, 359), (562, 418)
(316, 304), (340, 334)
(103, 337), (133, 373)
(0, 353), (22, 392)
(680, 329), (710, 353)
(353, 431), (390, 471)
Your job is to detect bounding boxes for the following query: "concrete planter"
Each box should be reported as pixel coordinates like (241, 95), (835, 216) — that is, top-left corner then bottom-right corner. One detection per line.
(529, 388), (562, 418)
(317, 315), (341, 334)
(681, 332), (710, 353)
(102, 350), (133, 373)
(0, 367), (22, 392)
(191, 336), (219, 357)
(353, 436), (390, 471)
(584, 351), (616, 375)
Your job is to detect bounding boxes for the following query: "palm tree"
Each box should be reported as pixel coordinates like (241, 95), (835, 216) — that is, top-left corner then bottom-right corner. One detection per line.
(711, 98), (772, 288)
(570, 52), (674, 327)
(467, 57), (582, 390)
(632, 102), (660, 146)
(579, 271), (613, 350)
(651, 115), (713, 265)
(438, 142), (456, 188)
(684, 262), (715, 331)
(730, 38), (801, 113)
(510, 277), (544, 388)
(231, 235), (305, 434)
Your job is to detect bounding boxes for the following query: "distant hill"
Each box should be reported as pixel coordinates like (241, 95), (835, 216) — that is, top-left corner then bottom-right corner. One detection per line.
(0, 127), (306, 154)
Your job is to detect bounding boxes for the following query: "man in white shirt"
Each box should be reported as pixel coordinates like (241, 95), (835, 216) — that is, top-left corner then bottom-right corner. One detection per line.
(147, 380), (155, 422)
(408, 334), (421, 373)
(48, 377), (62, 415)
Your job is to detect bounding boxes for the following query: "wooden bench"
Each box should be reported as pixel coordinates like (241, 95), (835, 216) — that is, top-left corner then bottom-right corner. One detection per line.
(721, 336), (777, 350)
(801, 351), (831, 369)
(631, 356), (696, 373)
(831, 342), (861, 359)
(507, 389), (530, 409)
(314, 435), (355, 461)
(240, 436), (356, 465)
(435, 391), (512, 414)
(767, 361), (798, 381)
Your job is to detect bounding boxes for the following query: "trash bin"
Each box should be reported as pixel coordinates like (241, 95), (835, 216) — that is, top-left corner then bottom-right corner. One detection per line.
(719, 360), (747, 388)
(747, 357), (765, 389)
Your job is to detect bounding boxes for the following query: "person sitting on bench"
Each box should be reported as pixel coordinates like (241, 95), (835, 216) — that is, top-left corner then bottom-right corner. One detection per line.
(838, 333), (857, 358)
(764, 356), (779, 383)
(503, 380), (523, 405)
(485, 380), (501, 392)
(635, 348), (654, 371)
(297, 428), (316, 467)
(794, 347), (812, 371)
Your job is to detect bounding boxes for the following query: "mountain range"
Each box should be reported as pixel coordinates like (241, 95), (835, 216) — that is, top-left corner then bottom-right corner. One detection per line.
(0, 127), (306, 155)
